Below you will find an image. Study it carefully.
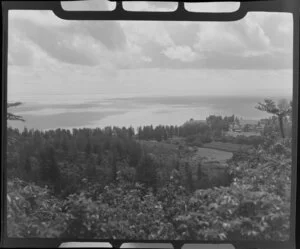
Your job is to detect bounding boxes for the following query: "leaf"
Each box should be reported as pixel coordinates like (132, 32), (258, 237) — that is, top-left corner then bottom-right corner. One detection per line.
(208, 203), (219, 210)
(218, 233), (227, 240)
(7, 194), (11, 204)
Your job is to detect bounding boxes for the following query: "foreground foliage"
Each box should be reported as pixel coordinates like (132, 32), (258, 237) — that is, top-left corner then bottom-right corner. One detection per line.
(6, 100), (292, 240)
(7, 138), (291, 240)
(7, 179), (67, 237)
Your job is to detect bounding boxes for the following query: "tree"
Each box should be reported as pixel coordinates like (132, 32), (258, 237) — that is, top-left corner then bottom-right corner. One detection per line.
(61, 137), (69, 153)
(24, 157), (32, 173)
(7, 102), (24, 146)
(109, 149), (118, 182)
(197, 162), (206, 181)
(23, 156), (34, 181)
(39, 146), (61, 193)
(7, 102), (25, 122)
(49, 147), (62, 194)
(256, 99), (292, 138)
(243, 124), (251, 132)
(206, 115), (224, 137)
(86, 156), (97, 181)
(137, 127), (143, 140)
(128, 142), (142, 168)
(136, 153), (158, 191)
(85, 140), (92, 157)
(184, 163), (194, 192)
(163, 129), (168, 140)
(223, 115), (235, 131)
(234, 116), (240, 126)
(128, 127), (135, 138)
(97, 151), (103, 165)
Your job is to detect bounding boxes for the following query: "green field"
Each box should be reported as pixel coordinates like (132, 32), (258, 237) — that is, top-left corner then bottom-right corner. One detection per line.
(138, 140), (180, 156)
(192, 147), (233, 163)
(226, 130), (261, 137)
(203, 141), (252, 153)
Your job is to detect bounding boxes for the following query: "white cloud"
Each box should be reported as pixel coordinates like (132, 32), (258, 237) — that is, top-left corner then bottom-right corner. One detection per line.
(9, 10), (69, 27)
(8, 11), (127, 67)
(7, 10), (292, 70)
(123, 1), (177, 12)
(193, 14), (271, 56)
(194, 22), (245, 54)
(141, 56), (152, 63)
(121, 21), (174, 47)
(61, 0), (115, 11)
(163, 46), (197, 62)
(8, 24), (55, 67)
(184, 2), (240, 13)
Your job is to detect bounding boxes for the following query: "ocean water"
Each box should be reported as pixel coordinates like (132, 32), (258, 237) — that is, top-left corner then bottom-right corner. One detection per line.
(7, 94), (291, 132)
(8, 66), (293, 132)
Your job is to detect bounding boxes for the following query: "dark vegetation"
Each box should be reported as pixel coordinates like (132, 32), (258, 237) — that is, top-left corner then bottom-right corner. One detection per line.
(6, 99), (292, 240)
(256, 99), (292, 138)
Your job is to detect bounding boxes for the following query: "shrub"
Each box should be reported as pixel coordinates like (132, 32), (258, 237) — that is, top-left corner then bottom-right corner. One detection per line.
(7, 178), (67, 237)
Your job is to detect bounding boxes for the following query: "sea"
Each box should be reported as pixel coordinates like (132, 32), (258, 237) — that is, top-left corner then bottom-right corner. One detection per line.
(7, 94), (292, 132)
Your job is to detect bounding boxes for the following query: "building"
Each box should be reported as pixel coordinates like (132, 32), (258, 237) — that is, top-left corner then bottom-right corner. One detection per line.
(229, 122), (243, 132)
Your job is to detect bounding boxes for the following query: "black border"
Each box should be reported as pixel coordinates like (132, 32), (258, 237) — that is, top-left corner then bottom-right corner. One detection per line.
(1, 1), (299, 248)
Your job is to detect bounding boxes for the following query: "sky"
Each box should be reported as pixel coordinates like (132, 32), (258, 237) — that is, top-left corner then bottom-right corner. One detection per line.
(6, 1), (293, 129)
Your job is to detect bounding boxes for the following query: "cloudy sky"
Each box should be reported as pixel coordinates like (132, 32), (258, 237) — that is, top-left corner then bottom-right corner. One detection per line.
(7, 0), (293, 104)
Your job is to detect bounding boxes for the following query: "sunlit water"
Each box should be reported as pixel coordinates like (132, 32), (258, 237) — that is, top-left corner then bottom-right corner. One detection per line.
(7, 94), (290, 132)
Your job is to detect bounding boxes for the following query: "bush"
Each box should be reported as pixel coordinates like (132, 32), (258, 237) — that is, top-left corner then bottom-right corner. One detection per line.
(6, 128), (291, 241)
(7, 178), (67, 237)
(63, 182), (176, 240)
(185, 134), (211, 147)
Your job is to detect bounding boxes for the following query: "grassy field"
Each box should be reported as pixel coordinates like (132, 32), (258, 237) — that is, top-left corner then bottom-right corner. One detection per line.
(192, 147), (233, 163)
(226, 131), (261, 137)
(139, 139), (252, 159)
(138, 140), (180, 156)
(203, 141), (252, 153)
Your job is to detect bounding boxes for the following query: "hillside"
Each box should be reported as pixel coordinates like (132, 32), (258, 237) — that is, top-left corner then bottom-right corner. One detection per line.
(6, 108), (292, 240)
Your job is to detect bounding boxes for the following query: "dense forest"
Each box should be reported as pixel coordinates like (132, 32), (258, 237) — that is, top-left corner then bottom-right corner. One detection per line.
(6, 99), (292, 240)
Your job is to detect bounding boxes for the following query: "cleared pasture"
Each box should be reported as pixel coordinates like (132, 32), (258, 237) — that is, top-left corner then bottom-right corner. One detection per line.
(203, 141), (252, 153)
(226, 131), (261, 137)
(192, 147), (233, 163)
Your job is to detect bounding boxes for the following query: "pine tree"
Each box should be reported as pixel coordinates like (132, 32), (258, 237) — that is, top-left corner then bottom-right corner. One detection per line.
(48, 147), (61, 194)
(85, 140), (92, 157)
(97, 151), (103, 165)
(136, 153), (158, 190)
(109, 150), (118, 182)
(24, 157), (31, 173)
(128, 126), (135, 138)
(256, 99), (292, 138)
(7, 102), (25, 122)
(61, 137), (69, 153)
(86, 156), (97, 181)
(197, 162), (205, 181)
(39, 146), (61, 194)
(185, 163), (194, 192)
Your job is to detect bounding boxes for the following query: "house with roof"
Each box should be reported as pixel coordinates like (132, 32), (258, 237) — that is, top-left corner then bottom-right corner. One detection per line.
(229, 122), (243, 132)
